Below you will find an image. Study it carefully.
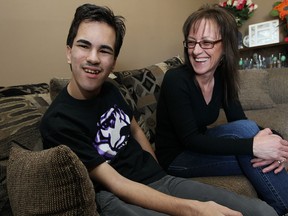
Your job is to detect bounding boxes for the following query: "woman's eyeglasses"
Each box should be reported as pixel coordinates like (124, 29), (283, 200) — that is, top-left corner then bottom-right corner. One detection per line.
(183, 39), (222, 49)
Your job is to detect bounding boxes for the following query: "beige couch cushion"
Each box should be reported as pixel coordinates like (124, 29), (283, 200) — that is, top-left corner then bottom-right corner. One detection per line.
(191, 175), (258, 198)
(267, 68), (288, 104)
(245, 103), (288, 140)
(239, 70), (275, 110)
(7, 145), (97, 216)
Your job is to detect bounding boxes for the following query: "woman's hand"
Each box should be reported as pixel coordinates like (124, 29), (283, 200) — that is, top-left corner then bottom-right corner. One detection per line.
(253, 128), (288, 162)
(251, 158), (286, 174)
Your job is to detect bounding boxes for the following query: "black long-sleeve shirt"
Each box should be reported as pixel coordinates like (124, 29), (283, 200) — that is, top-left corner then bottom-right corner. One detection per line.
(155, 65), (253, 170)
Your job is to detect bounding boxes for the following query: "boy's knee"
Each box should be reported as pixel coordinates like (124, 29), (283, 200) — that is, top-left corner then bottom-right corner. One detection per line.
(249, 199), (278, 216)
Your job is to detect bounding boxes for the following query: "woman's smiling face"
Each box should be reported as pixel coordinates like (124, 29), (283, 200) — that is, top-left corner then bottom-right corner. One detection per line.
(187, 19), (224, 77)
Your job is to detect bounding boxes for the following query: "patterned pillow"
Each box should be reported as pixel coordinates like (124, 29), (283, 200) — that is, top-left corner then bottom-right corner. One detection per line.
(0, 93), (51, 214)
(0, 94), (51, 141)
(0, 83), (50, 214)
(0, 83), (49, 97)
(113, 56), (184, 143)
(7, 145), (97, 216)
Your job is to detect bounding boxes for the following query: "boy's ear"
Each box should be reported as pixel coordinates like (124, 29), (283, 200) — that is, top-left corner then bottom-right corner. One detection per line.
(66, 45), (72, 64)
(108, 61), (116, 75)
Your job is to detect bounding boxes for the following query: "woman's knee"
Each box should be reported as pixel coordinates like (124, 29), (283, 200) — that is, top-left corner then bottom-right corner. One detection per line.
(207, 119), (259, 138)
(232, 120), (259, 137)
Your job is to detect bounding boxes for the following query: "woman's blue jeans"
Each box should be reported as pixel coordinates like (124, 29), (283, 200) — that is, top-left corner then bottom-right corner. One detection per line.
(167, 120), (288, 215)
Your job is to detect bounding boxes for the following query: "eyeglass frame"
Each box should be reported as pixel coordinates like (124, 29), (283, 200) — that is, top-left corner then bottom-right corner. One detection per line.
(183, 39), (222, 49)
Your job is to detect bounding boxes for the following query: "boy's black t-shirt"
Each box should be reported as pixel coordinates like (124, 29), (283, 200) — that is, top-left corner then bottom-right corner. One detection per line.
(40, 82), (165, 189)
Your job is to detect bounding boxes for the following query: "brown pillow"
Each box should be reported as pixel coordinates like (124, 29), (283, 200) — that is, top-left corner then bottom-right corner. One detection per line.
(239, 70), (275, 110)
(7, 145), (97, 216)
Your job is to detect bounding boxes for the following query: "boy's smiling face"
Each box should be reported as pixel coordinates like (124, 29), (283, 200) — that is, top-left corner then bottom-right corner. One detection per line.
(66, 21), (116, 99)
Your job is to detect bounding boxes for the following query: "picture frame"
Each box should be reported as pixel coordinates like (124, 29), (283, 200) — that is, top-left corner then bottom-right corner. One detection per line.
(248, 19), (279, 47)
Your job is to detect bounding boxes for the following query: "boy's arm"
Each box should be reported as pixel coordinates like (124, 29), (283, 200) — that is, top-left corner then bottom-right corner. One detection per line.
(89, 162), (242, 216)
(130, 117), (157, 161)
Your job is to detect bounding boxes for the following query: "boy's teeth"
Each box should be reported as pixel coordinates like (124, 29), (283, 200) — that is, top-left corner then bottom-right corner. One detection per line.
(85, 69), (100, 74)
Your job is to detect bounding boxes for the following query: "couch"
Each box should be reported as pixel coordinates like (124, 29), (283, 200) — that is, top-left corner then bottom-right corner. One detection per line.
(1, 56), (287, 215)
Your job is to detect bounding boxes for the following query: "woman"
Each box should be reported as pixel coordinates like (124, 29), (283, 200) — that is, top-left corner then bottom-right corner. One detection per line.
(155, 4), (288, 215)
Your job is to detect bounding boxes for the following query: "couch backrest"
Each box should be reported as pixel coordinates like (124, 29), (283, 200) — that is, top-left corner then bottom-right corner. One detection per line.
(238, 68), (288, 111)
(267, 68), (288, 104)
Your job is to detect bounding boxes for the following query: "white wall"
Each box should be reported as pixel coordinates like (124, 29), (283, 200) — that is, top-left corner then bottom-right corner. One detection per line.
(0, 0), (203, 86)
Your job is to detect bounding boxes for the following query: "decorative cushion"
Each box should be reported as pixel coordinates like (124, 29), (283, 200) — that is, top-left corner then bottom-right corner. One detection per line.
(113, 56), (184, 143)
(0, 121), (44, 216)
(0, 94), (51, 140)
(0, 83), (49, 97)
(239, 70), (276, 110)
(0, 93), (51, 214)
(7, 145), (97, 216)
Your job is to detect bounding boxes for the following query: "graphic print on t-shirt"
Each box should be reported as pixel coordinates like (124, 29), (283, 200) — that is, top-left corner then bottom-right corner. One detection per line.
(93, 105), (130, 161)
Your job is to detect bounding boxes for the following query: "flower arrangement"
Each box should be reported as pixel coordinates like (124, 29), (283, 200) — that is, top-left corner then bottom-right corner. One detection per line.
(271, 0), (288, 20)
(219, 0), (258, 27)
(270, 0), (288, 38)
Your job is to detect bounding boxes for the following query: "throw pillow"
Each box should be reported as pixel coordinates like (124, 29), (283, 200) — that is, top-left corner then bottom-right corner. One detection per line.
(239, 69), (276, 110)
(0, 83), (49, 97)
(0, 93), (51, 141)
(0, 93), (51, 214)
(113, 56), (184, 143)
(0, 121), (43, 216)
(7, 145), (97, 216)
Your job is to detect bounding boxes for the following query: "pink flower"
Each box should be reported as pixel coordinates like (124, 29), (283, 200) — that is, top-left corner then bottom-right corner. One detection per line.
(219, 2), (227, 7)
(236, 0), (246, 10)
(236, 3), (245, 10)
(238, 0), (247, 4)
(248, 3), (257, 13)
(219, 0), (257, 27)
(246, 0), (253, 6)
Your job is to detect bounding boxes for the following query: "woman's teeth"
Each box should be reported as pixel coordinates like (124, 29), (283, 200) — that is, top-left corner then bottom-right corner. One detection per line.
(195, 58), (208, 62)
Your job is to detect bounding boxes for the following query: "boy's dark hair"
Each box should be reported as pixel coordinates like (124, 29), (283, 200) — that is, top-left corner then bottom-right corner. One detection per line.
(66, 4), (126, 58)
